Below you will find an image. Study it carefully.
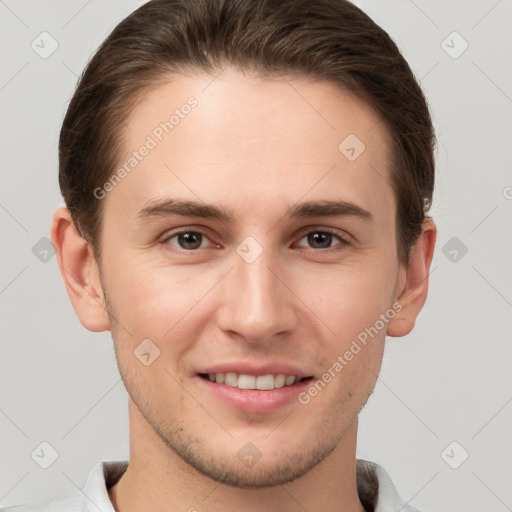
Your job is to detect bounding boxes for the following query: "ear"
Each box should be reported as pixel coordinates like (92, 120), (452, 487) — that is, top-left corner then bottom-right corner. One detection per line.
(50, 207), (110, 332)
(387, 218), (437, 337)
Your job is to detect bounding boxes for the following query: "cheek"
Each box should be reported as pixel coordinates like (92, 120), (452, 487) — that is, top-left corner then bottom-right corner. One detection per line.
(292, 260), (394, 404)
(104, 256), (216, 355)
(298, 259), (397, 342)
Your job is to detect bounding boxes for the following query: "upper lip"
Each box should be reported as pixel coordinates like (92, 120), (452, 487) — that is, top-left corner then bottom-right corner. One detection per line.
(197, 362), (312, 379)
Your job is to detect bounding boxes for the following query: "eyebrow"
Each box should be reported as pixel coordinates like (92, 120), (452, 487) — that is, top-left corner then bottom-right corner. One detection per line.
(136, 198), (373, 223)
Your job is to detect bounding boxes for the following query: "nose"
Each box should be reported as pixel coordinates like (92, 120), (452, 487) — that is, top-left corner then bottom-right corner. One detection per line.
(216, 244), (298, 345)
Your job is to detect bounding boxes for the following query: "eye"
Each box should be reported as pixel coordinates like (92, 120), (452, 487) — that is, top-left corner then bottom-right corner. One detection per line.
(296, 229), (349, 250)
(161, 227), (350, 252)
(163, 230), (214, 251)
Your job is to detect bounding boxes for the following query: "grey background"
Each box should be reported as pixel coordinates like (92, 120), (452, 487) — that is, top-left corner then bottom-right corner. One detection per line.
(1, 1), (511, 510)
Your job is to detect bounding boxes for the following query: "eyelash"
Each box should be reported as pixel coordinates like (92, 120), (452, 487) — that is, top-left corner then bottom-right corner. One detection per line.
(160, 227), (351, 252)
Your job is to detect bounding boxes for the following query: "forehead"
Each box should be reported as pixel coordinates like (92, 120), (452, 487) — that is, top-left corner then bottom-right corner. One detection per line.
(106, 68), (394, 224)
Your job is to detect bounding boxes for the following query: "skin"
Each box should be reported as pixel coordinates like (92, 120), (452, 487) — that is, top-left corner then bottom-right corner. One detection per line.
(51, 68), (436, 512)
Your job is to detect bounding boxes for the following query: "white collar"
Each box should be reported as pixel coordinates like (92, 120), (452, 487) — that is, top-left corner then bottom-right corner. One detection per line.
(77, 459), (420, 512)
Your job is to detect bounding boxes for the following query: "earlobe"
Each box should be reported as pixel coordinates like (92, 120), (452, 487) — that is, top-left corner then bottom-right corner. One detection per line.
(387, 219), (437, 337)
(50, 207), (110, 332)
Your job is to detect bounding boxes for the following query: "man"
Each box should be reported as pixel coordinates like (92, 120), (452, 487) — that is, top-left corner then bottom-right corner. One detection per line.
(2, 0), (436, 510)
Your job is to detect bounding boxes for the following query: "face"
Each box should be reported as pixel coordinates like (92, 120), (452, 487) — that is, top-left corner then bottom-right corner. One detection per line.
(98, 69), (404, 487)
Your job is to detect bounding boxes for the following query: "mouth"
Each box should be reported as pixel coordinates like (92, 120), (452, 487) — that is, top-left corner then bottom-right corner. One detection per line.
(195, 363), (316, 414)
(197, 372), (314, 413)
(198, 372), (313, 390)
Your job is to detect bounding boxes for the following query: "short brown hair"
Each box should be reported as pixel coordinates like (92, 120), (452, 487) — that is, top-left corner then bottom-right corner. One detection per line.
(59, 0), (435, 264)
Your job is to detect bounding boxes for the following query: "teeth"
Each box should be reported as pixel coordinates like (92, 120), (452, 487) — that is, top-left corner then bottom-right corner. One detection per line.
(206, 373), (300, 390)
(274, 374), (286, 388)
(238, 374), (256, 389)
(285, 375), (295, 386)
(225, 372), (238, 387)
(256, 375), (274, 390)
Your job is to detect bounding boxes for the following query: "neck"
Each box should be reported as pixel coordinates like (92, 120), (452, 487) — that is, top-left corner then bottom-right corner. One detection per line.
(109, 399), (365, 512)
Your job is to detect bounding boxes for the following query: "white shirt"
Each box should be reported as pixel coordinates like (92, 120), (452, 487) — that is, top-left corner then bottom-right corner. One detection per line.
(1, 459), (421, 512)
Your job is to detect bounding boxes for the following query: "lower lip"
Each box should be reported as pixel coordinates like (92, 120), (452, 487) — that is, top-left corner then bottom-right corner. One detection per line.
(196, 375), (314, 414)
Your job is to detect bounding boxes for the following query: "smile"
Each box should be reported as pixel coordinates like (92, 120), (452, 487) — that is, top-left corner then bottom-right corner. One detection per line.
(199, 372), (310, 390)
